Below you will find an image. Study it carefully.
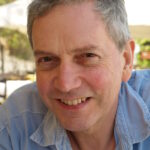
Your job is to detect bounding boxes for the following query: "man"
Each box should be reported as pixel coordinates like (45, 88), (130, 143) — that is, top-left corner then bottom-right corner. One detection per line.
(0, 0), (150, 149)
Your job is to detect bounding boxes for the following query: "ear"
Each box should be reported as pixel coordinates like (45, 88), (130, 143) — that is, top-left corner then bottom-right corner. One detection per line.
(122, 39), (135, 82)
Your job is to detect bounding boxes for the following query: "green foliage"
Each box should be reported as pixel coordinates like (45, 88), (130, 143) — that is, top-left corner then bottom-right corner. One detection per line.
(136, 38), (150, 69)
(0, 0), (15, 5)
(0, 27), (33, 60)
(140, 45), (150, 51)
(136, 53), (150, 68)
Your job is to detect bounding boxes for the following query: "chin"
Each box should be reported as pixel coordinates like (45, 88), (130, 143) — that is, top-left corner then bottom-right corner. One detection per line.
(60, 119), (93, 132)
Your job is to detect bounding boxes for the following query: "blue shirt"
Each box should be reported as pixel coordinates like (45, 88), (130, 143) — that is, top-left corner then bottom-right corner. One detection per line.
(0, 69), (150, 150)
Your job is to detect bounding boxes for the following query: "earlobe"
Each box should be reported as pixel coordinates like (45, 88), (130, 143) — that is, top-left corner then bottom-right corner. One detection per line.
(122, 39), (135, 82)
(122, 65), (131, 82)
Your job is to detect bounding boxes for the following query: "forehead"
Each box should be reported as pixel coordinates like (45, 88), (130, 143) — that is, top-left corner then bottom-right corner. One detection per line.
(32, 1), (116, 53)
(32, 1), (102, 33)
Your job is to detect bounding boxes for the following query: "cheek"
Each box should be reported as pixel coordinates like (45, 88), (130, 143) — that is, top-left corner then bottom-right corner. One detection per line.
(36, 73), (55, 110)
(84, 69), (110, 90)
(36, 72), (51, 96)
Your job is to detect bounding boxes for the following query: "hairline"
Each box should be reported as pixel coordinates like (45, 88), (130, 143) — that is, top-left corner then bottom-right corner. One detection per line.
(27, 0), (130, 51)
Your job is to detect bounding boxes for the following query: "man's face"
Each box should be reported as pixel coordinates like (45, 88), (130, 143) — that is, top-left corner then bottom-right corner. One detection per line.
(32, 2), (128, 131)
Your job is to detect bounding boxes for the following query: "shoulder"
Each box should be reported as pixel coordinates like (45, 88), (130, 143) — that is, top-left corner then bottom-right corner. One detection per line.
(128, 69), (150, 104)
(129, 69), (150, 84)
(0, 82), (47, 131)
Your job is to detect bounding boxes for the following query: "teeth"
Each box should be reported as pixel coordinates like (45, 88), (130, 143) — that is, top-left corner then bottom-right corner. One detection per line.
(68, 101), (72, 106)
(60, 97), (87, 106)
(73, 100), (78, 105)
(78, 99), (82, 103)
(81, 97), (86, 102)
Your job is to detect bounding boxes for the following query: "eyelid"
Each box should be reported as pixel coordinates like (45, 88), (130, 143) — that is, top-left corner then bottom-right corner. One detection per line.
(83, 52), (99, 57)
(76, 51), (101, 58)
(35, 55), (60, 66)
(36, 54), (58, 60)
(35, 55), (60, 71)
(74, 51), (101, 66)
(37, 56), (52, 63)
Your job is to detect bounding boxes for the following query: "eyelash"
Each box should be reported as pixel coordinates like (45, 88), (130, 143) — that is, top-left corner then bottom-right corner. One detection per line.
(36, 56), (60, 71)
(74, 52), (101, 66)
(82, 53), (98, 58)
(37, 56), (52, 63)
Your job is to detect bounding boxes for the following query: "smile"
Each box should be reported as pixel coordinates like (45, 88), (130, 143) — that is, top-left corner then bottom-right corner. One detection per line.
(60, 97), (87, 106)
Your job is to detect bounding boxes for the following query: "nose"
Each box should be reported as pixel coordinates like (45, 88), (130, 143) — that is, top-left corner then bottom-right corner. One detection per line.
(53, 62), (82, 93)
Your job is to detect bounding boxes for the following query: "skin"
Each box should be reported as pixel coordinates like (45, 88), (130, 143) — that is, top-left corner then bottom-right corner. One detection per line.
(32, 1), (134, 150)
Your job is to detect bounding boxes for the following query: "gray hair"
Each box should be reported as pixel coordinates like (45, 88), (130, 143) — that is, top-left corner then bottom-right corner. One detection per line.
(27, 0), (130, 50)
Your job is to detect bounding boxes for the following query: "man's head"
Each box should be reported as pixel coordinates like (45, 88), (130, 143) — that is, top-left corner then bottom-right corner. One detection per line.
(27, 0), (134, 132)
(27, 0), (130, 50)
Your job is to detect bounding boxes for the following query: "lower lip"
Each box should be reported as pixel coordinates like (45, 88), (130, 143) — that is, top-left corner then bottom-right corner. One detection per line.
(56, 98), (91, 110)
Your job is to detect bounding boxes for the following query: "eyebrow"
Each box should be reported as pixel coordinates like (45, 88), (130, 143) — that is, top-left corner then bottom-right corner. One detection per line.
(70, 45), (100, 53)
(33, 44), (100, 56)
(34, 50), (54, 56)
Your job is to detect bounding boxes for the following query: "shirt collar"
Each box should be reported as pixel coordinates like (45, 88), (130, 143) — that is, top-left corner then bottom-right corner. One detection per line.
(30, 71), (150, 149)
(115, 82), (150, 149)
(30, 111), (72, 149)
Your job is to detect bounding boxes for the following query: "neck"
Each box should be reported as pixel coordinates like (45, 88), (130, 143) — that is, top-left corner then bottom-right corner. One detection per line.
(67, 103), (117, 150)
(67, 118), (116, 150)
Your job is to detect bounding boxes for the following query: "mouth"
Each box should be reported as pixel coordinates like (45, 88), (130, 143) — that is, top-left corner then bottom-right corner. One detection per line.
(57, 97), (91, 106)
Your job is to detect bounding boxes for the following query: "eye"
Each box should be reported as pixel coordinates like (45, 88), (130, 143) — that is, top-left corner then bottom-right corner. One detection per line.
(38, 56), (52, 63)
(75, 52), (101, 66)
(83, 53), (98, 58)
(36, 56), (59, 70)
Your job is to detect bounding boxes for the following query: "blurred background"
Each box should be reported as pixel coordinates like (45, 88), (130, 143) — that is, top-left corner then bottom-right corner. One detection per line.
(0, 0), (150, 104)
